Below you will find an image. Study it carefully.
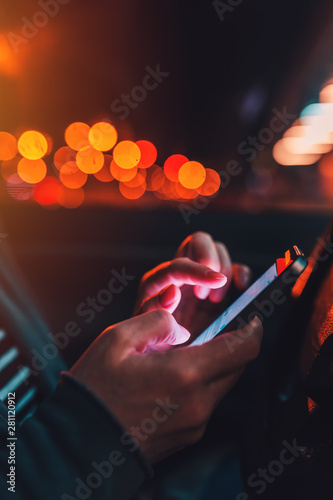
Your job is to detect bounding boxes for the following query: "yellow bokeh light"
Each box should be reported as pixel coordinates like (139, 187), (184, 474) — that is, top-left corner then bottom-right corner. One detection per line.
(76, 146), (104, 174)
(88, 122), (118, 151)
(113, 141), (141, 169)
(60, 161), (88, 189)
(178, 161), (206, 189)
(17, 158), (47, 184)
(18, 131), (48, 160)
(65, 122), (90, 151)
(0, 132), (17, 161)
(110, 160), (137, 182)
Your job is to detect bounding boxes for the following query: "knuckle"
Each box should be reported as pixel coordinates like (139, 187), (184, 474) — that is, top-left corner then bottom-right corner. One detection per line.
(150, 308), (173, 327)
(177, 366), (201, 389)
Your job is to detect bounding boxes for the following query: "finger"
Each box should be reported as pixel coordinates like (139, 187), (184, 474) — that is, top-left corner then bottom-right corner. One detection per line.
(233, 263), (251, 290)
(115, 310), (191, 353)
(136, 284), (181, 315)
(209, 242), (233, 303)
(140, 258), (227, 299)
(176, 232), (220, 300)
(187, 317), (263, 383)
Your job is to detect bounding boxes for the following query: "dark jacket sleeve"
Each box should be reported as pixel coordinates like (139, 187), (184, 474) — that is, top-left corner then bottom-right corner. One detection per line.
(0, 372), (153, 500)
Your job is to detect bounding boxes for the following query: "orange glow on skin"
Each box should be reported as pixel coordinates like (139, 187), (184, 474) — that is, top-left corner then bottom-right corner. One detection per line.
(0, 132), (18, 161)
(88, 122), (118, 152)
(65, 122), (90, 151)
(164, 154), (188, 182)
(136, 140), (157, 169)
(178, 161), (206, 189)
(34, 177), (62, 205)
(60, 161), (88, 189)
(119, 182), (146, 199)
(76, 146), (104, 174)
(110, 160), (137, 182)
(17, 158), (47, 184)
(113, 141), (141, 169)
(94, 154), (114, 182)
(196, 168), (221, 196)
(18, 131), (48, 160)
(54, 146), (76, 171)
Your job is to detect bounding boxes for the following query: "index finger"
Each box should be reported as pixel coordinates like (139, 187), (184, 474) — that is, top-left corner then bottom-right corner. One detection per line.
(187, 317), (263, 383)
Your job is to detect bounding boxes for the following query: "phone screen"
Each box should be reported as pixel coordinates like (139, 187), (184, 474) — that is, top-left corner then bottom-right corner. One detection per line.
(190, 263), (278, 346)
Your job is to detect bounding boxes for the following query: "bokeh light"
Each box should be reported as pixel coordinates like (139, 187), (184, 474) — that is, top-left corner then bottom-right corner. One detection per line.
(119, 182), (146, 200)
(17, 158), (47, 184)
(0, 132), (17, 161)
(319, 152), (333, 179)
(59, 186), (85, 209)
(94, 154), (114, 182)
(320, 84), (333, 103)
(122, 169), (146, 188)
(113, 141), (141, 169)
(60, 161), (88, 189)
(136, 140), (157, 169)
(178, 161), (206, 189)
(196, 168), (221, 196)
(1, 157), (20, 181)
(164, 154), (188, 182)
(175, 183), (198, 200)
(76, 146), (104, 174)
(34, 177), (62, 205)
(273, 139), (321, 165)
(110, 160), (137, 182)
(6, 178), (35, 201)
(88, 122), (118, 151)
(146, 165), (165, 191)
(54, 146), (76, 171)
(65, 122), (90, 151)
(18, 131), (48, 160)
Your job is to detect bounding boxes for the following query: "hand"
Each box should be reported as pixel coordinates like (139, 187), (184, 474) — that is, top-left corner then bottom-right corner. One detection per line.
(70, 310), (263, 463)
(134, 232), (251, 338)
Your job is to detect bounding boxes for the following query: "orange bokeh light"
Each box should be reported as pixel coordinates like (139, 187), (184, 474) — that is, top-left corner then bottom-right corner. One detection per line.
(273, 139), (321, 165)
(94, 154), (114, 182)
(18, 131), (48, 160)
(164, 154), (188, 182)
(76, 146), (104, 174)
(88, 122), (118, 152)
(65, 122), (90, 151)
(54, 146), (76, 171)
(320, 84), (333, 103)
(175, 182), (198, 200)
(113, 141), (141, 169)
(110, 160), (137, 182)
(179, 161), (206, 189)
(119, 182), (146, 200)
(34, 177), (62, 205)
(0, 132), (17, 161)
(196, 168), (221, 196)
(18, 158), (47, 184)
(136, 140), (157, 169)
(146, 165), (165, 191)
(123, 169), (146, 188)
(59, 186), (85, 209)
(60, 161), (88, 189)
(1, 157), (20, 181)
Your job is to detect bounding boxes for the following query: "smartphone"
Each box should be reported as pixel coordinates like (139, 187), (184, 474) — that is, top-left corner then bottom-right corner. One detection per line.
(190, 246), (307, 346)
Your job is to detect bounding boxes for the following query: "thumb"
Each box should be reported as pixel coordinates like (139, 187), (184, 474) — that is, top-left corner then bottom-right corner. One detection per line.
(123, 310), (191, 353)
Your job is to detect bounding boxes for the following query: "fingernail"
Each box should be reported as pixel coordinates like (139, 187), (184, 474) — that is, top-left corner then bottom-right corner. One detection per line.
(249, 316), (261, 328)
(159, 286), (177, 307)
(175, 326), (191, 344)
(195, 285), (210, 300)
(206, 270), (228, 285)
